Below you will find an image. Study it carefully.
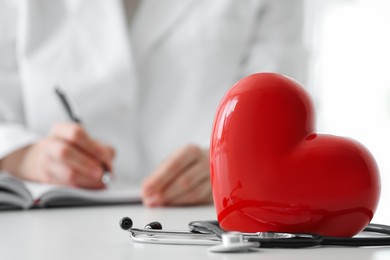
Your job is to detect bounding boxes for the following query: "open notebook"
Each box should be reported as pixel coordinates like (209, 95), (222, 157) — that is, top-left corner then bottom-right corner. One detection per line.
(0, 174), (141, 210)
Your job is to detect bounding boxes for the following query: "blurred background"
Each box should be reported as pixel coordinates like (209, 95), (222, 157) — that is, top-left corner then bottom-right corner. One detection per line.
(305, 0), (390, 223)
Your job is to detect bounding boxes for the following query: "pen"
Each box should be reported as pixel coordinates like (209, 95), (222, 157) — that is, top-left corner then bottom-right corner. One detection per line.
(54, 87), (112, 186)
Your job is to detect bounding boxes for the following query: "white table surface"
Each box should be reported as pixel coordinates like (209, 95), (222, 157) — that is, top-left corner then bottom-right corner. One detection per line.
(1, 204), (390, 260)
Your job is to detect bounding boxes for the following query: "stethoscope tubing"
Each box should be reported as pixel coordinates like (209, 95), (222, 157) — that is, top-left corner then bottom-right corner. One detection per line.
(189, 221), (390, 248)
(122, 217), (390, 248)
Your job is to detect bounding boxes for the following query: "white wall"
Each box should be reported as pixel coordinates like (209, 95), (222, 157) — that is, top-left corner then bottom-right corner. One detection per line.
(306, 0), (390, 223)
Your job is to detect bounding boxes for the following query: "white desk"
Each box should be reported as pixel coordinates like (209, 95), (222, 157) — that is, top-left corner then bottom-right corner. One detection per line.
(1, 204), (390, 260)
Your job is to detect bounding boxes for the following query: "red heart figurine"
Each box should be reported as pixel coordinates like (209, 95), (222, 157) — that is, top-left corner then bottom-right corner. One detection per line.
(210, 73), (380, 237)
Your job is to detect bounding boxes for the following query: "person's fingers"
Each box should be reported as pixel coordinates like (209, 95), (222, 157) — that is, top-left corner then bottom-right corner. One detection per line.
(47, 138), (103, 177)
(42, 158), (105, 189)
(43, 138), (106, 188)
(142, 145), (212, 206)
(93, 139), (116, 172)
(165, 178), (213, 206)
(50, 123), (96, 153)
(50, 122), (115, 170)
(2, 133), (108, 189)
(73, 174), (106, 189)
(149, 159), (210, 206)
(143, 144), (202, 196)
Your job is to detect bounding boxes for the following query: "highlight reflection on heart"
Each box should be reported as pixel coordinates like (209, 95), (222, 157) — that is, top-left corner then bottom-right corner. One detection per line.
(210, 73), (380, 237)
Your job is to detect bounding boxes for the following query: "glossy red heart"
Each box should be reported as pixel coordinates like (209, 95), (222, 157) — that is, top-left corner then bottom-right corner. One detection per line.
(210, 73), (380, 237)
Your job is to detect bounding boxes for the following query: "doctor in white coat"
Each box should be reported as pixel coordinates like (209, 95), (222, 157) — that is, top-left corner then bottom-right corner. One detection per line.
(0, 0), (307, 206)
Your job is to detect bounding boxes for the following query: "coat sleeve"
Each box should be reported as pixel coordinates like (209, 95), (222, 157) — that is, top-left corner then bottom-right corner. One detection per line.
(237, 0), (309, 86)
(0, 0), (40, 159)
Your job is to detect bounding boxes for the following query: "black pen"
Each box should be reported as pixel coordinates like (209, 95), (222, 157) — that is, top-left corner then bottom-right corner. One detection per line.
(55, 87), (111, 186)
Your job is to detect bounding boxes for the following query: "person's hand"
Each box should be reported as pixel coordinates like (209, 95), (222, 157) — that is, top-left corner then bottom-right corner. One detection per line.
(0, 122), (115, 189)
(142, 144), (213, 206)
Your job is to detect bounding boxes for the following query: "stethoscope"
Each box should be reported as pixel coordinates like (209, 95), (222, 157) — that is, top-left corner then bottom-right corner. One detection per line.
(119, 217), (390, 253)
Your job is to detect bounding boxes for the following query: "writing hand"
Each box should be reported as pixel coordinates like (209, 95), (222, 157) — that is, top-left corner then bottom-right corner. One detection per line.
(0, 122), (115, 189)
(142, 144), (213, 206)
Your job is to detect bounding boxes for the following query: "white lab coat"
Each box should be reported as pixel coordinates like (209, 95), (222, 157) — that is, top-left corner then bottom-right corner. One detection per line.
(0, 0), (307, 184)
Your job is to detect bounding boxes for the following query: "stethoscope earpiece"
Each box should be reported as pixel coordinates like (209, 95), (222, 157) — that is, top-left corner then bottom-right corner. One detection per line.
(145, 221), (163, 230)
(120, 217), (162, 231)
(120, 217), (133, 230)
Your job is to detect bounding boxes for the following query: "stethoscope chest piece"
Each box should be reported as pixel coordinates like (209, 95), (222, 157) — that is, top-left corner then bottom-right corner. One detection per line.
(208, 232), (260, 253)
